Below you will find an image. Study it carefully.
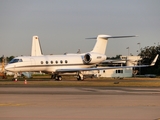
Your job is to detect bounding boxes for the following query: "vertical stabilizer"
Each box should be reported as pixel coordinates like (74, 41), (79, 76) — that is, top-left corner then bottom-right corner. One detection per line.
(31, 36), (43, 56)
(91, 35), (109, 54)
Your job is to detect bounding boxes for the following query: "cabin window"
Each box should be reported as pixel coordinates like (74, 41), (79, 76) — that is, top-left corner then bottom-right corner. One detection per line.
(56, 61), (58, 64)
(41, 61), (43, 64)
(65, 60), (68, 63)
(46, 61), (48, 64)
(60, 60), (63, 64)
(51, 61), (53, 64)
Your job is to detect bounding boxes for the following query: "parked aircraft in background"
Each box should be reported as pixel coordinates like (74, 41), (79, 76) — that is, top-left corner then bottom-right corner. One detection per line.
(5, 35), (158, 80)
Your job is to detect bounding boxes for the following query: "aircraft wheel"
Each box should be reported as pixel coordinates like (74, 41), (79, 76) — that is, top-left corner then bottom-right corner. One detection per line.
(77, 75), (83, 81)
(58, 76), (62, 81)
(55, 76), (62, 81)
(55, 76), (58, 81)
(77, 76), (80, 81)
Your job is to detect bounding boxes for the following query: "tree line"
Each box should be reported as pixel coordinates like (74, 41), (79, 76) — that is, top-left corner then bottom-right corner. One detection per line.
(139, 45), (160, 75)
(0, 56), (14, 63)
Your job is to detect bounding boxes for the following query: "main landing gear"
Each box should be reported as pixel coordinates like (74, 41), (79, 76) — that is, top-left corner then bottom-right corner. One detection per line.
(77, 74), (84, 81)
(51, 74), (62, 81)
(51, 72), (84, 81)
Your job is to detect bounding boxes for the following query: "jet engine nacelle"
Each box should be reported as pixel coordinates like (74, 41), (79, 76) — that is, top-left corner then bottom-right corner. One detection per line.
(83, 53), (106, 64)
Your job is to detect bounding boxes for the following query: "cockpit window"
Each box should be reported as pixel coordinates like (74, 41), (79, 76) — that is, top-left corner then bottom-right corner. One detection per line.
(19, 59), (23, 62)
(9, 59), (23, 64)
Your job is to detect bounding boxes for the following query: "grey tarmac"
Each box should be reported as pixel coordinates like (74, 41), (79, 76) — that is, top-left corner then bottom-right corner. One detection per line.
(0, 87), (160, 120)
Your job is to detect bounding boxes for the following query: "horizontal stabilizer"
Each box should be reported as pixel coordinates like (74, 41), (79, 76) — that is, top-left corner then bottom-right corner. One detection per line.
(86, 35), (137, 40)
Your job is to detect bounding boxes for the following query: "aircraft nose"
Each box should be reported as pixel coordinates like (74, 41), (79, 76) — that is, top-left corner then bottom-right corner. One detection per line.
(5, 65), (13, 72)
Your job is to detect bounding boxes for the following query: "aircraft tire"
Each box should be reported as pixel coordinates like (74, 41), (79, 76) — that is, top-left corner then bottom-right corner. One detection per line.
(58, 76), (62, 81)
(77, 76), (84, 81)
(55, 76), (62, 81)
(77, 76), (80, 81)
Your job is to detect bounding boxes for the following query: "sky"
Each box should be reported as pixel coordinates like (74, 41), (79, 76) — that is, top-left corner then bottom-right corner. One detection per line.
(0, 0), (160, 57)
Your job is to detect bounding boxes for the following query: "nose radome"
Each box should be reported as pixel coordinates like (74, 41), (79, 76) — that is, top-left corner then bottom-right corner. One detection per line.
(5, 65), (13, 72)
(5, 65), (9, 71)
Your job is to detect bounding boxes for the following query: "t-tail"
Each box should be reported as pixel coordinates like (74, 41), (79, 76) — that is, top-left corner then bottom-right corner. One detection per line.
(87, 35), (137, 54)
(31, 36), (43, 56)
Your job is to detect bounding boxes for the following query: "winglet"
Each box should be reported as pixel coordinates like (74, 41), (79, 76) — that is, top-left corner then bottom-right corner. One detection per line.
(150, 54), (159, 66)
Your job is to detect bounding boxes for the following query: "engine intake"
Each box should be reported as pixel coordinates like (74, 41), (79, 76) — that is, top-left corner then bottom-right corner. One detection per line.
(83, 53), (91, 64)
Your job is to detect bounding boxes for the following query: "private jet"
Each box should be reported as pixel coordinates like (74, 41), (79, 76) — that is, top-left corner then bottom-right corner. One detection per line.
(5, 35), (158, 80)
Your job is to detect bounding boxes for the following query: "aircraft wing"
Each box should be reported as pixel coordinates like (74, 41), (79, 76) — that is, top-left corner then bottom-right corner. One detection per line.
(56, 54), (159, 73)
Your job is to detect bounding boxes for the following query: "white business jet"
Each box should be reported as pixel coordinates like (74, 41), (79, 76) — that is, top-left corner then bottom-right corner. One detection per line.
(5, 35), (158, 80)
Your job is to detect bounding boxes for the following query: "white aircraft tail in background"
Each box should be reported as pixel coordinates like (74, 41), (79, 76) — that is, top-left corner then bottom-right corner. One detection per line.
(31, 36), (43, 56)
